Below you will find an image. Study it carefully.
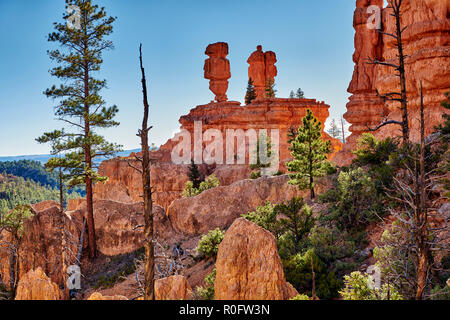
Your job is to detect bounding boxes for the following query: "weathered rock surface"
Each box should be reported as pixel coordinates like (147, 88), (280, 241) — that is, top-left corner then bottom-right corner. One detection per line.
(247, 45), (278, 100)
(340, 0), (450, 164)
(15, 268), (63, 300)
(204, 42), (231, 102)
(167, 174), (327, 236)
(69, 200), (173, 256)
(155, 275), (193, 300)
(87, 292), (128, 300)
(0, 203), (79, 290)
(214, 218), (298, 300)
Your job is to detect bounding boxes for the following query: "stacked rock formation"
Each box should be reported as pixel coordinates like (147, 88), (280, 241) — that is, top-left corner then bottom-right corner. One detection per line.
(247, 45), (278, 100)
(204, 42), (231, 102)
(339, 0), (450, 164)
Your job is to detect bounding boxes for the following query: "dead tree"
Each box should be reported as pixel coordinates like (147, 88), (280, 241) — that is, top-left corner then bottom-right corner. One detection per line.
(130, 44), (156, 300)
(367, 0), (409, 144)
(384, 81), (449, 299)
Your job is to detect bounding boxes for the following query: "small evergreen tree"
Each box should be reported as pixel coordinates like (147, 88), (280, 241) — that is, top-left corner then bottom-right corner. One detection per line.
(327, 119), (341, 140)
(264, 79), (276, 98)
(289, 90), (296, 99)
(275, 197), (315, 254)
(287, 109), (331, 199)
(296, 88), (305, 99)
(245, 78), (257, 104)
(188, 159), (203, 189)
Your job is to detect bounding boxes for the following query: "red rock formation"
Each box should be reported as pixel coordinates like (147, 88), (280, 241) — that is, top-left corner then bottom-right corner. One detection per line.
(214, 218), (298, 300)
(87, 292), (128, 300)
(167, 175), (329, 236)
(248, 46), (278, 100)
(339, 0), (450, 164)
(19, 205), (80, 288)
(15, 268), (63, 300)
(0, 203), (79, 290)
(204, 42), (231, 102)
(155, 275), (193, 300)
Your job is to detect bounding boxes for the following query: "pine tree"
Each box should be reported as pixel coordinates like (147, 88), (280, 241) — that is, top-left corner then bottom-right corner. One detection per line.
(245, 78), (257, 104)
(264, 78), (277, 98)
(296, 88), (305, 99)
(327, 119), (341, 140)
(188, 159), (203, 189)
(36, 0), (122, 259)
(287, 109), (331, 199)
(439, 91), (450, 140)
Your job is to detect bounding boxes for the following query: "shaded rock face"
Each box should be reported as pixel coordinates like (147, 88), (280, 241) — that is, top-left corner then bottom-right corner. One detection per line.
(15, 268), (63, 300)
(88, 292), (128, 300)
(214, 218), (298, 300)
(1, 203), (79, 290)
(204, 42), (231, 102)
(19, 205), (79, 288)
(167, 174), (327, 236)
(69, 200), (174, 256)
(341, 0), (449, 162)
(155, 275), (193, 300)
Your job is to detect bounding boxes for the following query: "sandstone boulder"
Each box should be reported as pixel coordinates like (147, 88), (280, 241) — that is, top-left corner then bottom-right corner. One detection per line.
(15, 268), (63, 300)
(214, 218), (298, 300)
(88, 292), (128, 300)
(167, 175), (326, 236)
(155, 275), (193, 300)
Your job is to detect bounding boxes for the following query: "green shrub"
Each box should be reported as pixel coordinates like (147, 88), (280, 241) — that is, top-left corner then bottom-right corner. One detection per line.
(196, 269), (216, 300)
(250, 171), (261, 179)
(183, 174), (220, 197)
(196, 228), (225, 259)
(339, 271), (402, 300)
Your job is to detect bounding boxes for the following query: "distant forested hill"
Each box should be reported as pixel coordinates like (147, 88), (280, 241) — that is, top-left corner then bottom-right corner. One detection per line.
(0, 148), (142, 165)
(0, 160), (59, 189)
(0, 173), (82, 213)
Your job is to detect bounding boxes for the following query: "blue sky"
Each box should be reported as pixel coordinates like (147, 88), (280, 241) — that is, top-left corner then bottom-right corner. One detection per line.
(0, 0), (358, 156)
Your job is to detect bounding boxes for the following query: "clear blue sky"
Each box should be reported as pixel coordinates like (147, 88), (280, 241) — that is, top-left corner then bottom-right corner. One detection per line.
(0, 0), (359, 156)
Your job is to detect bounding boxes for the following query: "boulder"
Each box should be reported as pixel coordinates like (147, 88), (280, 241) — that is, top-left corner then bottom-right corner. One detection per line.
(214, 218), (298, 300)
(15, 268), (63, 300)
(167, 175), (326, 236)
(155, 275), (193, 300)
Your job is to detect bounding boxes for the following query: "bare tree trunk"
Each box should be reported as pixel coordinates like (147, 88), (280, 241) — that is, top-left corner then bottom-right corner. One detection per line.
(84, 49), (96, 259)
(139, 44), (155, 300)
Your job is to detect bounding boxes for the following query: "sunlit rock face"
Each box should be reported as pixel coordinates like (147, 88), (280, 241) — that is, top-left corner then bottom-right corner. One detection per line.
(15, 268), (63, 301)
(214, 218), (298, 300)
(339, 0), (449, 165)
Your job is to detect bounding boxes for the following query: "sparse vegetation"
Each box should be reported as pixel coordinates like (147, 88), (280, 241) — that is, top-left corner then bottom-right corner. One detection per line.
(183, 174), (220, 198)
(195, 269), (216, 300)
(196, 229), (225, 259)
